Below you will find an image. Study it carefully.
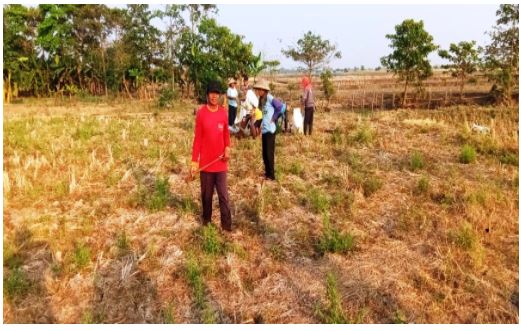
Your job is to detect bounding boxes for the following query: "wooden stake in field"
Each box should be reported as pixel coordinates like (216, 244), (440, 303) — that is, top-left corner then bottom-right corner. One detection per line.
(362, 88), (366, 109)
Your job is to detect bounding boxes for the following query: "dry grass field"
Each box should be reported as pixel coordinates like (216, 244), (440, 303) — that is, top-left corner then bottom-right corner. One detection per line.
(3, 93), (519, 323)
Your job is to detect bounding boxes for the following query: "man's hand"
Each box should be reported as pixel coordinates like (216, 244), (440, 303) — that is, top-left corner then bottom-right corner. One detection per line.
(223, 147), (230, 161)
(189, 161), (199, 179)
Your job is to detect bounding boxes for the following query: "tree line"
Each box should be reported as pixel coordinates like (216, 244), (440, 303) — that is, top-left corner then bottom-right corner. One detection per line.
(3, 4), (263, 103)
(3, 4), (519, 106)
(378, 4), (518, 106)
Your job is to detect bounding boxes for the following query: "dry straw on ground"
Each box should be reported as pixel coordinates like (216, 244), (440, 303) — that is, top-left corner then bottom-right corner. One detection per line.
(3, 97), (519, 323)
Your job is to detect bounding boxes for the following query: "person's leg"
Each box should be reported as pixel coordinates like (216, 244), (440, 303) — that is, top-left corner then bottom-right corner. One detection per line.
(303, 107), (310, 135)
(266, 132), (276, 180)
(262, 133), (268, 177)
(308, 107), (315, 135)
(228, 106), (237, 127)
(214, 172), (232, 231)
(200, 171), (216, 225)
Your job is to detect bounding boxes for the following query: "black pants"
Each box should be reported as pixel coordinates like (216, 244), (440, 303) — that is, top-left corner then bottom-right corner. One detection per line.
(304, 106), (314, 135)
(200, 171), (232, 231)
(228, 105), (237, 126)
(262, 132), (276, 180)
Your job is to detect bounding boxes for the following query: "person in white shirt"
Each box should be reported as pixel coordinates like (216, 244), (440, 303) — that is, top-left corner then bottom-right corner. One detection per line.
(227, 78), (239, 129)
(237, 80), (261, 138)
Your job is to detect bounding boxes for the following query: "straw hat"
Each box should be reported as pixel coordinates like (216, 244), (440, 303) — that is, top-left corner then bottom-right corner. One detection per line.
(227, 78), (237, 85)
(253, 79), (270, 91)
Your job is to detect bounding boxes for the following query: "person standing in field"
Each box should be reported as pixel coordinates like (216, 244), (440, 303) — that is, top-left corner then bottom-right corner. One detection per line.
(240, 75), (250, 103)
(253, 79), (284, 181)
(300, 76), (315, 135)
(227, 78), (239, 130)
(241, 78), (261, 138)
(191, 80), (232, 231)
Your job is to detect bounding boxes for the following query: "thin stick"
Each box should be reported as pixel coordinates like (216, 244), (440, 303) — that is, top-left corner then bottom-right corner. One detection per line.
(185, 154), (224, 182)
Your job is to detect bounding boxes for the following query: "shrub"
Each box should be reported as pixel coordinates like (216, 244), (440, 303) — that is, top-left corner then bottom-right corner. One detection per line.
(459, 145), (477, 164)
(134, 176), (172, 212)
(450, 223), (476, 250)
(4, 268), (31, 300)
(307, 188), (330, 213)
(157, 87), (177, 108)
(409, 151), (424, 171)
(331, 127), (343, 145)
(415, 176), (430, 194)
(499, 152), (518, 166)
(185, 257), (205, 308)
(185, 256), (217, 323)
(73, 243), (91, 268)
(317, 214), (355, 255)
(201, 224), (224, 255)
(362, 176), (382, 197)
(320, 69), (336, 109)
(289, 161), (305, 177)
(116, 231), (130, 254)
(353, 124), (374, 145)
(316, 272), (348, 323)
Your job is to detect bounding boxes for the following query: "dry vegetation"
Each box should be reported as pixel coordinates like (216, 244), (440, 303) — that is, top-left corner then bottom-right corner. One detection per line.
(269, 70), (493, 110)
(3, 93), (519, 323)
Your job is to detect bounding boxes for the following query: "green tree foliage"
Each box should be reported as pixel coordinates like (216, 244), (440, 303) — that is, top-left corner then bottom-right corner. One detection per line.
(380, 19), (437, 106)
(247, 52), (267, 81)
(3, 4), (41, 100)
(36, 4), (78, 93)
(120, 5), (162, 92)
(282, 31), (341, 77)
(177, 18), (256, 102)
(2, 4), (257, 102)
(483, 4), (519, 105)
(438, 41), (481, 98)
(264, 59), (280, 82)
(320, 69), (335, 109)
(159, 4), (186, 92)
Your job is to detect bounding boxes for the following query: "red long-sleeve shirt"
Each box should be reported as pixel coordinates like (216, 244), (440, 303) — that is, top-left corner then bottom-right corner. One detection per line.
(191, 104), (230, 172)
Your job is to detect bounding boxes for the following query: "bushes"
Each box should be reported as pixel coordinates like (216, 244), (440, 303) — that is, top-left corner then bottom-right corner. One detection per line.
(409, 151), (424, 171)
(362, 176), (382, 197)
(331, 127), (343, 145)
(459, 145), (477, 164)
(185, 256), (217, 323)
(415, 176), (430, 194)
(316, 272), (348, 323)
(73, 243), (91, 269)
(499, 151), (518, 166)
(352, 124), (374, 145)
(306, 188), (330, 213)
(200, 224), (224, 255)
(133, 176), (172, 212)
(316, 214), (355, 255)
(157, 87), (177, 108)
(450, 223), (477, 250)
(4, 268), (31, 300)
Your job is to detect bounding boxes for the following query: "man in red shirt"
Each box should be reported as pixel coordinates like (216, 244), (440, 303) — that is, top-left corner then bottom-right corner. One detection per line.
(191, 80), (232, 231)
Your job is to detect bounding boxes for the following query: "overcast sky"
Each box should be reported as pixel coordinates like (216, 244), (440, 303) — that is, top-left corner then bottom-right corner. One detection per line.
(211, 4), (498, 69)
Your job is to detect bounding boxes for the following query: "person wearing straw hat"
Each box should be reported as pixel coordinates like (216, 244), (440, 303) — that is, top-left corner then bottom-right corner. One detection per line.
(227, 78), (239, 130)
(191, 80), (232, 231)
(253, 79), (284, 181)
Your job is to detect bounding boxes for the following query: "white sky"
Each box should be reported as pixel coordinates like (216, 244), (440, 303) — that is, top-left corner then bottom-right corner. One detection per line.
(213, 4), (498, 69)
(16, 2), (501, 69)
